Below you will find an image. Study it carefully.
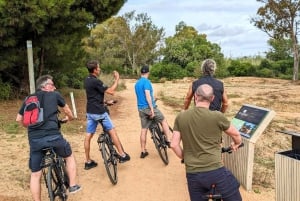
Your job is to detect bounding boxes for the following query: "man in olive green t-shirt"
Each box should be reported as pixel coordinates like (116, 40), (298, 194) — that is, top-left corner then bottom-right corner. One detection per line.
(171, 84), (243, 201)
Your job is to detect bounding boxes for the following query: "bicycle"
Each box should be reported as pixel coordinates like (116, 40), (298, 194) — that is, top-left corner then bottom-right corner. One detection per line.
(41, 126), (69, 201)
(97, 100), (119, 185)
(148, 116), (173, 165)
(203, 143), (244, 201)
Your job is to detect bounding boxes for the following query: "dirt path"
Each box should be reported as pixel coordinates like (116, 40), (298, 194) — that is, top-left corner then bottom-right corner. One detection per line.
(69, 79), (190, 201)
(68, 79), (274, 201)
(0, 78), (276, 201)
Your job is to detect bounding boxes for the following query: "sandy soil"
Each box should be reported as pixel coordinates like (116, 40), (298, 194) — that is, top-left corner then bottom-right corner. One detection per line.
(2, 77), (300, 201)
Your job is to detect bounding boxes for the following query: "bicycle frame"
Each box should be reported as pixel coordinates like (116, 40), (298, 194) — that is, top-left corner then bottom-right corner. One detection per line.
(97, 119), (118, 185)
(203, 143), (244, 201)
(149, 118), (169, 165)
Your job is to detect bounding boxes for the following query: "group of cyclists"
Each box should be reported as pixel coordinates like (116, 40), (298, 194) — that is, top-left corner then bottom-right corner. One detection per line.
(16, 58), (243, 201)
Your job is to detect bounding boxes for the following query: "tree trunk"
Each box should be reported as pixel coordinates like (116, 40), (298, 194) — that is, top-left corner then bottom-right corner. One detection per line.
(38, 48), (45, 77)
(292, 34), (299, 81)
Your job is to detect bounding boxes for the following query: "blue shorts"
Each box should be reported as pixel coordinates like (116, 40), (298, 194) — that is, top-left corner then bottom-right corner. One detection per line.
(186, 167), (242, 201)
(29, 135), (72, 172)
(86, 112), (114, 134)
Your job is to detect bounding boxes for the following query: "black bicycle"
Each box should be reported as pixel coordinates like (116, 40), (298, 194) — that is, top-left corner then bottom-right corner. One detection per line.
(203, 143), (244, 201)
(41, 147), (69, 201)
(149, 117), (173, 165)
(97, 100), (119, 185)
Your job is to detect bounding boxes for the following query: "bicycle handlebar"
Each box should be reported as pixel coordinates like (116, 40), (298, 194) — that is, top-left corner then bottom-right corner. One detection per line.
(59, 119), (68, 124)
(181, 143), (244, 164)
(221, 142), (244, 153)
(105, 100), (117, 106)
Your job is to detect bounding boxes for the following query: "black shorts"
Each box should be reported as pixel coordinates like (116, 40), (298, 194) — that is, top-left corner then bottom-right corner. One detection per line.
(29, 135), (72, 172)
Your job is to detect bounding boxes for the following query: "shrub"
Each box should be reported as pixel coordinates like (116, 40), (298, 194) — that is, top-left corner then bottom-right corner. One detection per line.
(0, 80), (11, 100)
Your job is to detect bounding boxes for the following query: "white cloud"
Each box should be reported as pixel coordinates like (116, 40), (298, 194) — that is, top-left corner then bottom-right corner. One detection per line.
(117, 0), (270, 58)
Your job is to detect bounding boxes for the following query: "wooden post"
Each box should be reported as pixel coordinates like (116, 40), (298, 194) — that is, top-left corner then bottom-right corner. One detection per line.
(70, 92), (77, 118)
(26, 40), (35, 93)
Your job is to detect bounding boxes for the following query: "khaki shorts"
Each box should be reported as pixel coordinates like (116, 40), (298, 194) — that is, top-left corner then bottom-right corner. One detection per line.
(138, 107), (165, 129)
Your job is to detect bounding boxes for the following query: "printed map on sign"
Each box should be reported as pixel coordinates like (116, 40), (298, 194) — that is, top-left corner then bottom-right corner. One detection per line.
(231, 105), (268, 139)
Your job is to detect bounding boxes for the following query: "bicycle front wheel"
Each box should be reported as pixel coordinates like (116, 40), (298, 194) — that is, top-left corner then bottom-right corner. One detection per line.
(151, 126), (169, 165)
(100, 140), (118, 185)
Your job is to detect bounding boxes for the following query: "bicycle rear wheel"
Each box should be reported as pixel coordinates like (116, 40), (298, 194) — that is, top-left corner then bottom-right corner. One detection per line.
(151, 126), (169, 165)
(57, 158), (69, 200)
(100, 137), (118, 185)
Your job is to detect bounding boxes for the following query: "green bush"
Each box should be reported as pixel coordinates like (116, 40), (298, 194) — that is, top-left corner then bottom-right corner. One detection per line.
(0, 80), (11, 100)
(150, 63), (187, 80)
(257, 68), (275, 78)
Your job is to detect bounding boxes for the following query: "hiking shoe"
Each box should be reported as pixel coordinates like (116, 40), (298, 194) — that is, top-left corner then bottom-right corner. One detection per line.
(140, 151), (149, 158)
(119, 153), (130, 163)
(69, 184), (81, 194)
(84, 160), (97, 170)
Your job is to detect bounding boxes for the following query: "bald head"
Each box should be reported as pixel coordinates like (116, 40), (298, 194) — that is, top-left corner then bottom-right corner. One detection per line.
(195, 84), (214, 103)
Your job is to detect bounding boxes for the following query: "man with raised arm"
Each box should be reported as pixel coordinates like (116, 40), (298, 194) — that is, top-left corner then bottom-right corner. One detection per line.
(83, 60), (130, 170)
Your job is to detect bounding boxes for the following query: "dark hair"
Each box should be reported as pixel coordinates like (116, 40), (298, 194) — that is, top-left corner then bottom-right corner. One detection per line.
(86, 60), (99, 73)
(36, 75), (53, 89)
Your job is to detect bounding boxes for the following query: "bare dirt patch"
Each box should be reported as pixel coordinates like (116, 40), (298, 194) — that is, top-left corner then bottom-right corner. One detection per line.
(1, 77), (299, 201)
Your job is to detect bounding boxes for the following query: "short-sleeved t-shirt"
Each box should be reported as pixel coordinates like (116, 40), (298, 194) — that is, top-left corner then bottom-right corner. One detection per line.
(173, 107), (230, 173)
(18, 90), (65, 140)
(84, 74), (108, 114)
(192, 76), (224, 111)
(134, 77), (156, 109)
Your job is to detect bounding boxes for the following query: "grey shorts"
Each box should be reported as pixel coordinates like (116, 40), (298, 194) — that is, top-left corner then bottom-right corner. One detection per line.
(138, 107), (165, 129)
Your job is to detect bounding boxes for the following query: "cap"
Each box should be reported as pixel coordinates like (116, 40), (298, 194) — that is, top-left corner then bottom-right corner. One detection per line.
(141, 65), (149, 74)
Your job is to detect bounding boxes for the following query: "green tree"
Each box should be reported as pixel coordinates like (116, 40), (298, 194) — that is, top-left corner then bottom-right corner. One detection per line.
(251, 0), (300, 81)
(162, 21), (224, 76)
(0, 0), (126, 95)
(227, 60), (257, 76)
(83, 11), (165, 75)
(266, 38), (293, 61)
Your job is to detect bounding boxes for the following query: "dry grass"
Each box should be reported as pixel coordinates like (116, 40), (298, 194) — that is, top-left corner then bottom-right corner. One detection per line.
(157, 77), (299, 189)
(0, 77), (299, 200)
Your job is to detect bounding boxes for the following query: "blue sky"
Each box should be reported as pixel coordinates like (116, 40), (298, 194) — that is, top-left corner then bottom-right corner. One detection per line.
(117, 0), (270, 58)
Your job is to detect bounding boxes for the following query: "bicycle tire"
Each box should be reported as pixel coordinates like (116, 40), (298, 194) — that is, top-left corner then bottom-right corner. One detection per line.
(46, 162), (68, 201)
(46, 165), (57, 201)
(151, 125), (169, 165)
(100, 136), (118, 185)
(57, 158), (69, 200)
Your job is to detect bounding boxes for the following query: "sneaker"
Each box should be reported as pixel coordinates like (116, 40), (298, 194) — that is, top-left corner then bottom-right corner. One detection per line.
(140, 151), (149, 158)
(69, 184), (81, 194)
(119, 152), (130, 163)
(84, 160), (97, 170)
